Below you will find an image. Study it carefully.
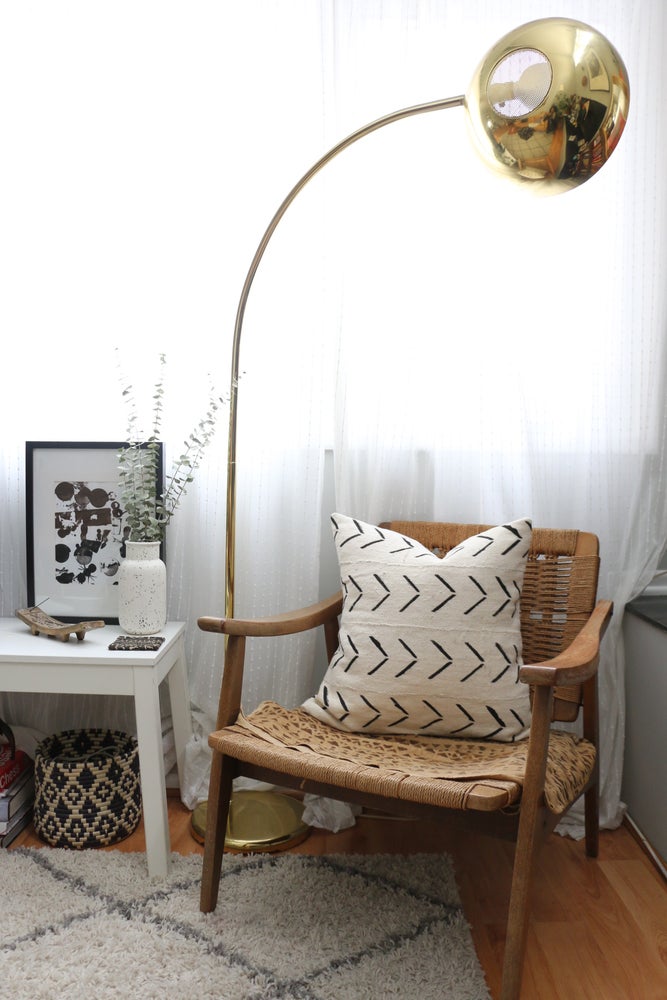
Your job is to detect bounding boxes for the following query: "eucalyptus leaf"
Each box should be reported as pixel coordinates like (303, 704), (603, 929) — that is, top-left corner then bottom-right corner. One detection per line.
(116, 351), (229, 542)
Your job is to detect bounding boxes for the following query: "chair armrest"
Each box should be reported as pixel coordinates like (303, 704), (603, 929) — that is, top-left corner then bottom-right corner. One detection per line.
(198, 591), (344, 638)
(519, 599), (613, 687)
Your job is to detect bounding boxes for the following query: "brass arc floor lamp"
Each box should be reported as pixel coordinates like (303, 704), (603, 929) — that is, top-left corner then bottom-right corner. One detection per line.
(193, 16), (629, 849)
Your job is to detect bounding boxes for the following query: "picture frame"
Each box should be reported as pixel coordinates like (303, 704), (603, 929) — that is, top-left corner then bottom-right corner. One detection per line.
(583, 49), (610, 92)
(25, 441), (164, 624)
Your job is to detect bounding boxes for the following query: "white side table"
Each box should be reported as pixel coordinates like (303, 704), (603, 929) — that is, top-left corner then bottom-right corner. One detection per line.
(0, 618), (193, 878)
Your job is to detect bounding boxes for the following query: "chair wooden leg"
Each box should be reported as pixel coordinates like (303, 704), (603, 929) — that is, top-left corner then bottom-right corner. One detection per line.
(584, 780), (599, 858)
(582, 672), (600, 859)
(501, 685), (553, 1000)
(501, 808), (545, 1000)
(199, 751), (234, 913)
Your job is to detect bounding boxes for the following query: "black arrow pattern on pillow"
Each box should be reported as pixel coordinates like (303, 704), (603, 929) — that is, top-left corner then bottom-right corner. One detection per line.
(464, 576), (487, 614)
(345, 576), (363, 612)
(337, 692), (350, 723)
(492, 643), (515, 682)
(447, 521), (524, 559)
(428, 640), (453, 678)
(334, 517), (402, 551)
(460, 642), (485, 681)
(321, 686), (527, 738)
(334, 516), (528, 563)
(336, 518), (365, 547)
(433, 575), (456, 612)
(322, 686), (524, 738)
(492, 578), (512, 617)
(324, 637), (526, 737)
(387, 697), (409, 727)
(331, 631), (518, 682)
(341, 572), (518, 619)
(451, 704), (475, 736)
(322, 515), (531, 740)
(368, 636), (388, 674)
(322, 688), (352, 725)
(372, 574), (390, 611)
(399, 576), (420, 612)
(395, 638), (417, 677)
(332, 515), (426, 557)
(333, 633), (518, 688)
(420, 700), (444, 730)
(360, 695), (381, 727)
(329, 633), (359, 673)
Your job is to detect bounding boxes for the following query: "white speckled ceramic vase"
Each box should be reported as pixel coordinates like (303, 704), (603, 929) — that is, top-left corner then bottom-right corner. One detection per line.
(117, 541), (167, 635)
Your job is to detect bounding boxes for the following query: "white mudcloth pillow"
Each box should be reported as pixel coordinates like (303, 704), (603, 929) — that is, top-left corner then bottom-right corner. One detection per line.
(303, 514), (532, 742)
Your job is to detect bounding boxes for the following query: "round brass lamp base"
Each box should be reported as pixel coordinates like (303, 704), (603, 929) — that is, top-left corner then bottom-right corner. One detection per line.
(191, 790), (311, 853)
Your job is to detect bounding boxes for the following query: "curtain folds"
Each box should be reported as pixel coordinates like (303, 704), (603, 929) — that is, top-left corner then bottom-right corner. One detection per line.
(0, 2), (665, 833)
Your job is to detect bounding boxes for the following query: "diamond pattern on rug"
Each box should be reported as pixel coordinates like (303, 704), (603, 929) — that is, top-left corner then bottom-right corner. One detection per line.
(0, 849), (490, 1000)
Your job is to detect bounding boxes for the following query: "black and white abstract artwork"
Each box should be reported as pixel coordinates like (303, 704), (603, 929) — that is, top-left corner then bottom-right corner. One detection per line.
(52, 477), (126, 588)
(25, 442), (162, 623)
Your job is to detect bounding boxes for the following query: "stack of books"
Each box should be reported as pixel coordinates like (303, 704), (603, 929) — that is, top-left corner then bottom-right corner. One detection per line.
(0, 734), (35, 847)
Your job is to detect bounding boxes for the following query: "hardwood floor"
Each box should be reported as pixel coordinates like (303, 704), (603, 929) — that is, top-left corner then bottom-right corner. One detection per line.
(12, 797), (667, 999)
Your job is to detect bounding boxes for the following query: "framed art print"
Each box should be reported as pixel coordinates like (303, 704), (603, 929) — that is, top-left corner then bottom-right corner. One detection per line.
(25, 441), (164, 623)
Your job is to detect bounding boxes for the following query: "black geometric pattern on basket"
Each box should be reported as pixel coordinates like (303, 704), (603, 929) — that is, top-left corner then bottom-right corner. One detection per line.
(34, 729), (141, 849)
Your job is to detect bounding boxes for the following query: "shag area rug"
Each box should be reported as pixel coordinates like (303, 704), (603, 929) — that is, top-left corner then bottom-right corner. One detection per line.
(0, 849), (490, 1000)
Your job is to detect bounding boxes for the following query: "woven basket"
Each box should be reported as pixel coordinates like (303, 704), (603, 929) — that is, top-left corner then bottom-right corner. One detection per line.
(34, 729), (141, 849)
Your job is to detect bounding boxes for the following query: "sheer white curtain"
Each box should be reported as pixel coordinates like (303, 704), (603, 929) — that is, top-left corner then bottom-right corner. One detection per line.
(0, 3), (329, 780)
(328, 0), (667, 832)
(0, 3), (664, 833)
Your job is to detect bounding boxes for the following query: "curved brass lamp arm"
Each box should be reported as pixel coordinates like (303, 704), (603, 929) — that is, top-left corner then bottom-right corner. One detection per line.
(224, 94), (465, 615)
(221, 18), (629, 619)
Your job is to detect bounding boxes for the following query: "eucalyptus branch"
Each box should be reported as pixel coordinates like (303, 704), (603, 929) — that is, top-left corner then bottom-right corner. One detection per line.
(116, 351), (227, 543)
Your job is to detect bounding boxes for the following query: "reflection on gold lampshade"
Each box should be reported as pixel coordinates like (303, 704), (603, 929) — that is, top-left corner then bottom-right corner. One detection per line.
(465, 17), (630, 192)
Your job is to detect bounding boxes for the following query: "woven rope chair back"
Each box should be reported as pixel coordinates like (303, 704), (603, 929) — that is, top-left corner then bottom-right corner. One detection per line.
(382, 522), (601, 723)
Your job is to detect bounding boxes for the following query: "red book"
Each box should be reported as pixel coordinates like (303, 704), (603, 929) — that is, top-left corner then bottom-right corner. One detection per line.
(0, 746), (30, 793)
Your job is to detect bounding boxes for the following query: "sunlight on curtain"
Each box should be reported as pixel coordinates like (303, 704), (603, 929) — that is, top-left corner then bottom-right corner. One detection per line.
(0, 2), (328, 768)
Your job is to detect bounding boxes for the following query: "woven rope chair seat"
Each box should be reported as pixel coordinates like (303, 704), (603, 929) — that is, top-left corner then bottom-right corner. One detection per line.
(212, 701), (596, 814)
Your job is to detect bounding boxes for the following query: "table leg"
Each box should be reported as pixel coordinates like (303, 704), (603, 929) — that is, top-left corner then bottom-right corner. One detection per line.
(167, 639), (193, 794)
(133, 667), (171, 878)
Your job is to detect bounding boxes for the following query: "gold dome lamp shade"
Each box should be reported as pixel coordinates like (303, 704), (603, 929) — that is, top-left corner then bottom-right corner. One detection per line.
(465, 17), (630, 190)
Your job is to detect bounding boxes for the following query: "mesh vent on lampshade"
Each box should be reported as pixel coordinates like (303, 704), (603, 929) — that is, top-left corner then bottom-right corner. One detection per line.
(488, 48), (552, 118)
